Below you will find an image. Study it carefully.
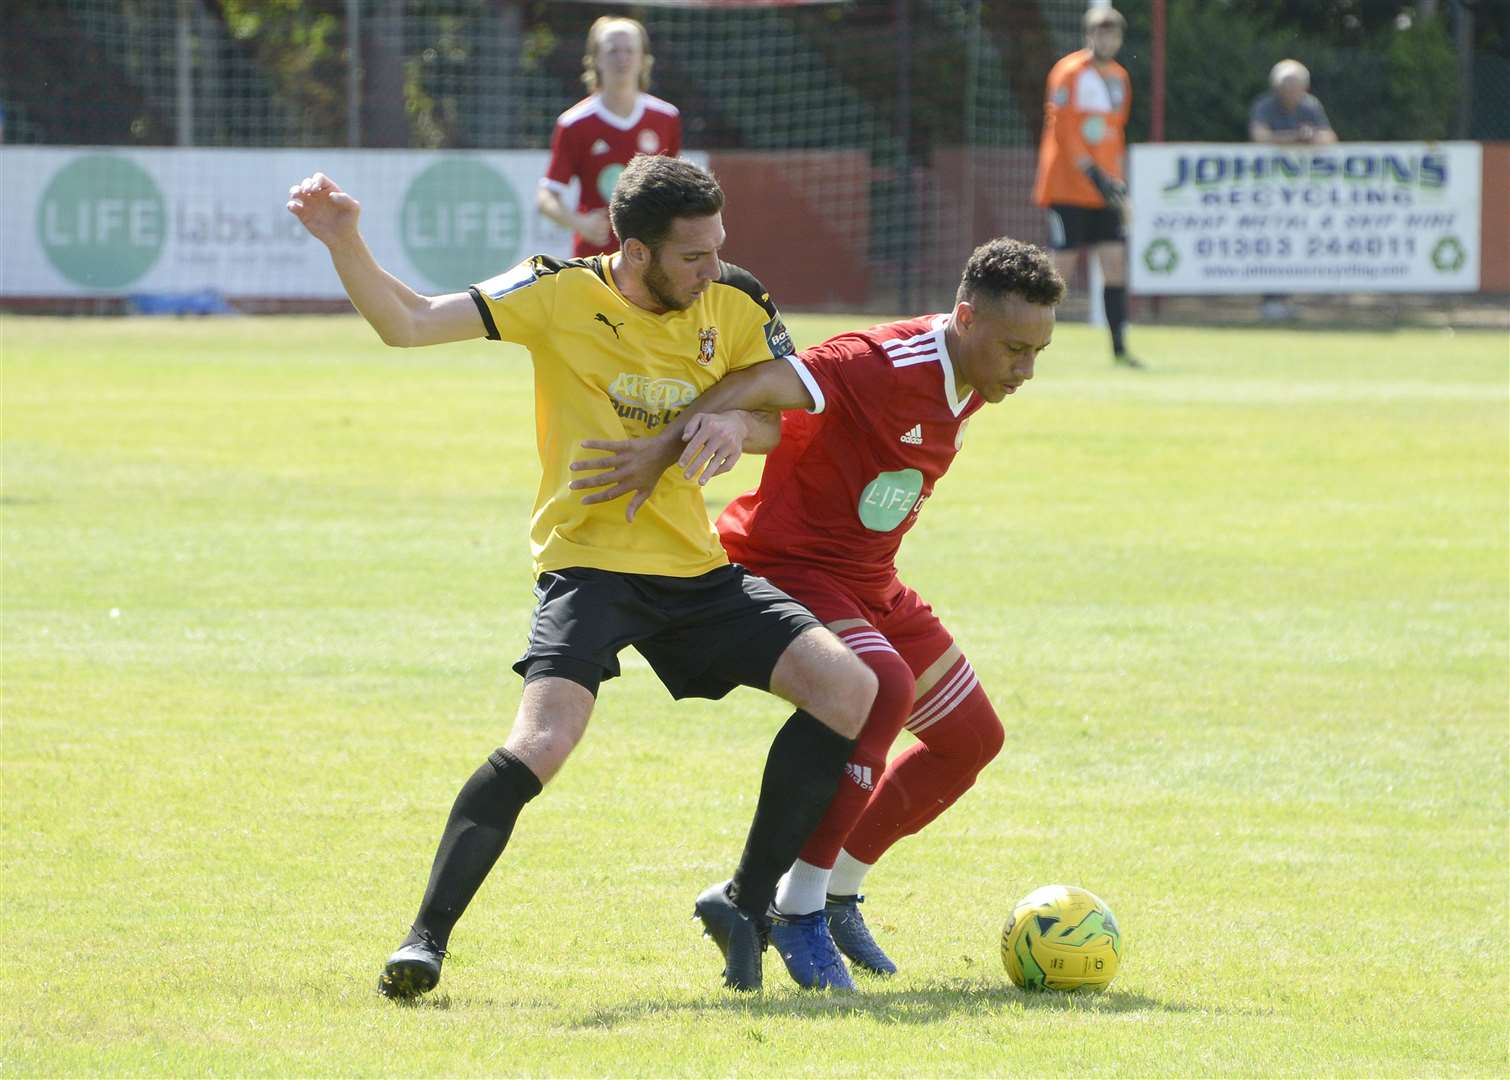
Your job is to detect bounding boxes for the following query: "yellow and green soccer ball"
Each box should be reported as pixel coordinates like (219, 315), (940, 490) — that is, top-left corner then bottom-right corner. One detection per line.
(1001, 884), (1122, 991)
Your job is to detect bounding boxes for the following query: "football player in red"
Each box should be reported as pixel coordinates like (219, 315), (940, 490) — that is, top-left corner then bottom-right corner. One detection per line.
(571, 238), (1065, 986)
(537, 16), (682, 257)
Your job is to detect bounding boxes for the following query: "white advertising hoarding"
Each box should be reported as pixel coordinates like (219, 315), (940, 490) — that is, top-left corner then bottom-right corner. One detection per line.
(0, 147), (615, 299)
(1128, 142), (1481, 294)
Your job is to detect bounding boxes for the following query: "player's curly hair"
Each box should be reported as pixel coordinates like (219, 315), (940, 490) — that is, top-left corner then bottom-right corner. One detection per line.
(582, 16), (655, 93)
(957, 238), (1066, 308)
(610, 154), (724, 250)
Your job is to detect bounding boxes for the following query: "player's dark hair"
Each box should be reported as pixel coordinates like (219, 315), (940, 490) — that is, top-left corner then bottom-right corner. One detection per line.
(957, 238), (1066, 308)
(610, 154), (724, 251)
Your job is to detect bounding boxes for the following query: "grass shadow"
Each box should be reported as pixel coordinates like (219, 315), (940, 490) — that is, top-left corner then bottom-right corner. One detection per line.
(387, 991), (456, 1011)
(570, 977), (1227, 1030)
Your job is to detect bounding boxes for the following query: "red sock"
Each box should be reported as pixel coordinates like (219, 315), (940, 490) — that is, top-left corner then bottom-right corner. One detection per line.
(795, 628), (916, 869)
(841, 657), (1003, 865)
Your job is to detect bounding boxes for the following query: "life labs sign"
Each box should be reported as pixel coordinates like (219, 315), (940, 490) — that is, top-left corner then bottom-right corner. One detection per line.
(0, 147), (588, 299)
(1127, 142), (1481, 294)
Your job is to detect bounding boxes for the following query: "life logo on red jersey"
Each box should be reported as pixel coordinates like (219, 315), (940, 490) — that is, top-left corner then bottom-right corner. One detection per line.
(597, 163), (626, 203)
(858, 469), (923, 532)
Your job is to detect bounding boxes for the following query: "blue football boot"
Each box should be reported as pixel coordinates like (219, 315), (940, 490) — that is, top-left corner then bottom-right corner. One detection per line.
(769, 908), (856, 990)
(825, 894), (898, 976)
(694, 881), (768, 991)
(377, 926), (448, 1000)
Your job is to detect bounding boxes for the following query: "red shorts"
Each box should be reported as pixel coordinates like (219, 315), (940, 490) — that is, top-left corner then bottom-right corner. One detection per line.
(737, 560), (954, 678)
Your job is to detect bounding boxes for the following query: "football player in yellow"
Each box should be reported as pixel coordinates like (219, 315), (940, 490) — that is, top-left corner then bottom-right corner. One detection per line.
(287, 155), (879, 997)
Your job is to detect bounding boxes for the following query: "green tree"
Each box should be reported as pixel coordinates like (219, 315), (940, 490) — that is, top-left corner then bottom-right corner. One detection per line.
(1120, 0), (1460, 142)
(208, 0), (349, 144)
(1382, 13), (1458, 139)
(1121, 0), (1285, 142)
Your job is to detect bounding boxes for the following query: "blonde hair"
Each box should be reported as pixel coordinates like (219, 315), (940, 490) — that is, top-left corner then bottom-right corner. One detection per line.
(582, 17), (654, 93)
(1083, 5), (1126, 32)
(1270, 59), (1310, 89)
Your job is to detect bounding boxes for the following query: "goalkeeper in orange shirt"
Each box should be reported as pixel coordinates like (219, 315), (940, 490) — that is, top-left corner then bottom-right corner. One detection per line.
(1032, 5), (1143, 369)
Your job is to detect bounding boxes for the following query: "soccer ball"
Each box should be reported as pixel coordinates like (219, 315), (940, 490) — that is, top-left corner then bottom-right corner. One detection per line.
(1000, 884), (1122, 991)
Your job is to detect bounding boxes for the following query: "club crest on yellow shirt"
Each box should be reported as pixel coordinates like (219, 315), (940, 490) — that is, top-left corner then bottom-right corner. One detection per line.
(697, 326), (718, 366)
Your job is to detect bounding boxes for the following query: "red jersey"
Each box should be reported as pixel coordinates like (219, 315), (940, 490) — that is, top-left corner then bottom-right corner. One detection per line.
(717, 315), (984, 599)
(541, 93), (682, 257)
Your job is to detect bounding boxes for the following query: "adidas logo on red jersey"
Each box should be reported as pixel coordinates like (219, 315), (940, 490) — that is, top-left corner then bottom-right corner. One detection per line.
(900, 424), (923, 445)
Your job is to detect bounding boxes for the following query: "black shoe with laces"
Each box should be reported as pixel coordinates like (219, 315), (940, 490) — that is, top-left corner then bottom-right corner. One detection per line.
(693, 880), (769, 991)
(377, 926), (448, 1000)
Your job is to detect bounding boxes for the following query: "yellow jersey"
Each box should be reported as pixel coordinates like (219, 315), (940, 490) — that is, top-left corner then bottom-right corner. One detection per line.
(470, 254), (794, 579)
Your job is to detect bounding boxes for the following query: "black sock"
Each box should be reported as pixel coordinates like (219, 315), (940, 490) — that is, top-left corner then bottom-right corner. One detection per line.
(728, 710), (858, 919)
(406, 747), (542, 950)
(1104, 285), (1128, 356)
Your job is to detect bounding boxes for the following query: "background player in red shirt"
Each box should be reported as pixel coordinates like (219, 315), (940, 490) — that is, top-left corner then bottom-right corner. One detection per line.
(571, 239), (1065, 987)
(1032, 6), (1142, 369)
(537, 16), (682, 257)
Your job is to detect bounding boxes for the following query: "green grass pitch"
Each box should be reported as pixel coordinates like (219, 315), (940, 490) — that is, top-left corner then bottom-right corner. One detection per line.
(2, 313), (1506, 1077)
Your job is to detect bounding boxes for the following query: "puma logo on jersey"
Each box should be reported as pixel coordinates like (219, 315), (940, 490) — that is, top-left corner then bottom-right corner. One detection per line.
(595, 313), (625, 339)
(900, 424), (923, 445)
(845, 763), (874, 790)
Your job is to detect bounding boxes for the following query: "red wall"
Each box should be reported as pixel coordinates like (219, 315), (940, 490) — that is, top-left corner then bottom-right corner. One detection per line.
(1481, 143), (1510, 293)
(708, 150), (872, 309)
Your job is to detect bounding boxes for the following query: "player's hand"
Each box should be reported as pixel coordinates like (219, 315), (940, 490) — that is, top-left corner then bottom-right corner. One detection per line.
(577, 209), (612, 246)
(569, 434), (678, 522)
(286, 173), (361, 246)
(1104, 177), (1129, 213)
(1083, 164), (1127, 211)
(677, 413), (747, 485)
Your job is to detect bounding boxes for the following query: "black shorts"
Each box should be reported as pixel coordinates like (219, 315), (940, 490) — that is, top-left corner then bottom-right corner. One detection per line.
(513, 564), (821, 700)
(1046, 204), (1124, 250)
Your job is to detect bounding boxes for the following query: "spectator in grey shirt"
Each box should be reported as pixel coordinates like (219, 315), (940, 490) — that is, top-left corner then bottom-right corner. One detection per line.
(1250, 59), (1336, 145)
(1250, 59), (1336, 319)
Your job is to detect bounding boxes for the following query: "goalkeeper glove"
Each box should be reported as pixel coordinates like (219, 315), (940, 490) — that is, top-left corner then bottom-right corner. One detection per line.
(1083, 163), (1128, 208)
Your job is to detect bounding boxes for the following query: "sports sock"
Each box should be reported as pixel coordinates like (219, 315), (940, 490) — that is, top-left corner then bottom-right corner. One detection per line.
(407, 747), (542, 951)
(843, 665), (1003, 865)
(1103, 284), (1128, 356)
(728, 710), (857, 919)
(794, 636), (915, 867)
(827, 849), (874, 897)
(774, 859), (833, 916)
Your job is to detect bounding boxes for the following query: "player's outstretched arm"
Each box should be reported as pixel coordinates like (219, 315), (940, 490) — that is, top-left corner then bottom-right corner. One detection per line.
(569, 358), (813, 521)
(738, 409), (782, 455)
(535, 187), (612, 246)
(287, 173), (483, 348)
(669, 361), (811, 476)
(648, 408), (770, 485)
